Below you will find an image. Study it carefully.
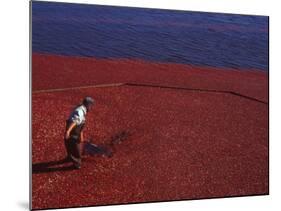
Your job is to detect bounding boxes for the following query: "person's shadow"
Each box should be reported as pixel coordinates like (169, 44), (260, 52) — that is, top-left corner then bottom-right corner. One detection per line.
(32, 143), (105, 174)
(32, 158), (76, 174)
(32, 131), (130, 174)
(32, 143), (107, 174)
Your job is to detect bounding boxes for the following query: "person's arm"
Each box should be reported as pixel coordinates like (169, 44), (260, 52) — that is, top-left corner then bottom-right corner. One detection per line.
(65, 122), (76, 140)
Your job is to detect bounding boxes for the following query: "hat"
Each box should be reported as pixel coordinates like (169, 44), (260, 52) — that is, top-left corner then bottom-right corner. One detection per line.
(83, 97), (94, 106)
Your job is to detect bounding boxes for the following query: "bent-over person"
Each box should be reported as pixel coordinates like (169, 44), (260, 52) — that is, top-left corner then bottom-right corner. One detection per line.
(64, 97), (94, 169)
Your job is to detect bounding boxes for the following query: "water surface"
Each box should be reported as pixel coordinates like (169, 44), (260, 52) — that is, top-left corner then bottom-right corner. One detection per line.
(32, 1), (269, 71)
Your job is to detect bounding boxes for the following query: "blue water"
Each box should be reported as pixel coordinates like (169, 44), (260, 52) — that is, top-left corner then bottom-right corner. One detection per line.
(32, 1), (269, 71)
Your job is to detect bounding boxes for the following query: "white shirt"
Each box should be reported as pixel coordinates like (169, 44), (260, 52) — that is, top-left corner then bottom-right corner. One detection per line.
(69, 105), (87, 125)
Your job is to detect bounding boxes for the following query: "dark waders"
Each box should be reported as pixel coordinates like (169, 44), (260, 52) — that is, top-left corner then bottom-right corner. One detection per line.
(64, 120), (85, 168)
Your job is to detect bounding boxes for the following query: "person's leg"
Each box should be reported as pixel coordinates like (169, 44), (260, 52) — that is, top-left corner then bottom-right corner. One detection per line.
(64, 137), (80, 168)
(70, 139), (82, 169)
(64, 138), (73, 162)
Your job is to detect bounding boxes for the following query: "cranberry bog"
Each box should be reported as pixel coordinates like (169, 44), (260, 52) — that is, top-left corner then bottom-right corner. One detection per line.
(32, 53), (268, 209)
